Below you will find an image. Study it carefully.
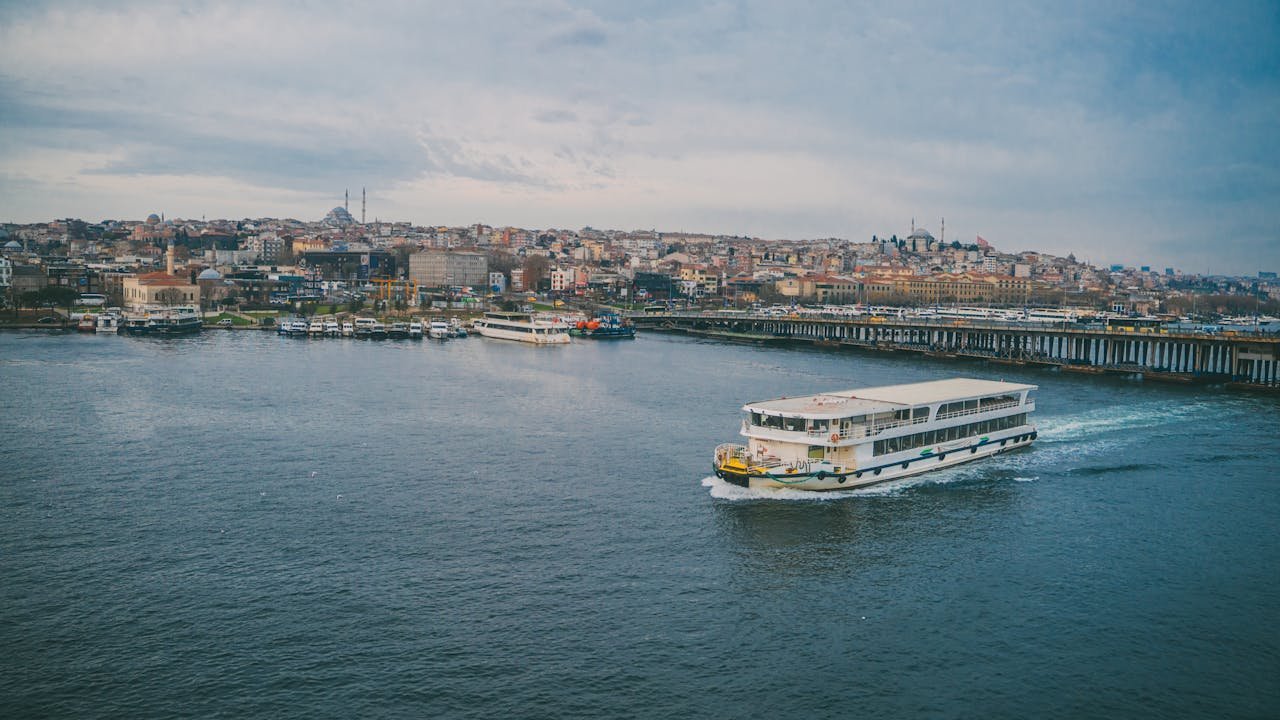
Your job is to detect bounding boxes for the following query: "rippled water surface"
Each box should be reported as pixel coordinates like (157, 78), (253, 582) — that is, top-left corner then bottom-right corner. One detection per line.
(3, 330), (1278, 718)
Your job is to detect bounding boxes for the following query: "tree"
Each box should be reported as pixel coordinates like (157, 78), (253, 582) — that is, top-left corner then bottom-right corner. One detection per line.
(155, 287), (185, 306)
(19, 290), (41, 308)
(523, 255), (551, 289)
(39, 285), (79, 313)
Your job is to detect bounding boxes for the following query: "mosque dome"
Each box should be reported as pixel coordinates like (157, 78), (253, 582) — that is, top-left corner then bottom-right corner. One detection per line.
(4, 240), (21, 250)
(146, 213), (161, 225)
(323, 206), (357, 227)
(908, 228), (934, 240)
(197, 268), (222, 280)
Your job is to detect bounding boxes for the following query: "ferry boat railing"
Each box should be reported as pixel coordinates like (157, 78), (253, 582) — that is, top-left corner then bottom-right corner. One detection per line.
(936, 399), (1021, 421)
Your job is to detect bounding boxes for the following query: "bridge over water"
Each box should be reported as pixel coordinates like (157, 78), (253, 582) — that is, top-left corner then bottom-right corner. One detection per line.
(629, 312), (1280, 390)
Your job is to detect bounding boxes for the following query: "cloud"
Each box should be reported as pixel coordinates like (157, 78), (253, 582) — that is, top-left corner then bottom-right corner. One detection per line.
(0, 0), (1277, 272)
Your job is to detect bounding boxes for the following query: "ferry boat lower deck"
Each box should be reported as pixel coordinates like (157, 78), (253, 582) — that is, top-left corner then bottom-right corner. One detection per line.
(713, 378), (1037, 491)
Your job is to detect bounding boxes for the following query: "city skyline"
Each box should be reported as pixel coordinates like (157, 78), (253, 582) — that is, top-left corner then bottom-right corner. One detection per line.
(2, 1), (1277, 274)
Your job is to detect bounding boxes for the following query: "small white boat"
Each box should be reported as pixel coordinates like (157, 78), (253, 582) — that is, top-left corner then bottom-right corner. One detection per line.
(308, 319), (325, 336)
(324, 319), (340, 336)
(95, 313), (120, 333)
(408, 321), (424, 339)
(341, 321), (354, 337)
(428, 319), (450, 339)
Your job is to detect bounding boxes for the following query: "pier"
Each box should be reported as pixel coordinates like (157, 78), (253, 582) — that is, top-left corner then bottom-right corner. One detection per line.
(630, 312), (1280, 390)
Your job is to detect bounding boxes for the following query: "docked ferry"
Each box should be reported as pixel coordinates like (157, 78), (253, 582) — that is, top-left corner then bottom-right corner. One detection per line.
(713, 378), (1036, 491)
(473, 312), (570, 344)
(122, 306), (203, 336)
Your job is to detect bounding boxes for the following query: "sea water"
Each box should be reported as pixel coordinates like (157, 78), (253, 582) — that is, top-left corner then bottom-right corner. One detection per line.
(2, 330), (1278, 718)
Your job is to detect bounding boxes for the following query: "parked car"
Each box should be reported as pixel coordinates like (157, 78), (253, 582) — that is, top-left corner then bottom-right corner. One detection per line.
(217, 318), (234, 327)
(37, 316), (60, 324)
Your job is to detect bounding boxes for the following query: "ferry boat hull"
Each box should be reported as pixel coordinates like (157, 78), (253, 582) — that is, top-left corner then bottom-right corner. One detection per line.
(714, 431), (1036, 491)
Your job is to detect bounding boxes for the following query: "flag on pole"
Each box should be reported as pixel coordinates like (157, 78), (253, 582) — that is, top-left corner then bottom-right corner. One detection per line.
(976, 235), (989, 248)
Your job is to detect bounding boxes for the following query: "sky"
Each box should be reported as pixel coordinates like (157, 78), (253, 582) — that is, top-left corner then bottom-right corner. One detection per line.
(1, 0), (1278, 274)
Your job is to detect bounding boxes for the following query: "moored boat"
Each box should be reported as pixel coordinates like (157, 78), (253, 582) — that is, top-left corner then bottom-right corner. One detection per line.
(387, 322), (410, 339)
(354, 317), (375, 339)
(408, 321), (423, 339)
(713, 378), (1037, 491)
(95, 312), (120, 334)
(473, 311), (570, 344)
(77, 314), (97, 332)
(428, 319), (450, 339)
(341, 320), (354, 337)
(122, 306), (203, 336)
(576, 311), (635, 339)
(369, 321), (388, 340)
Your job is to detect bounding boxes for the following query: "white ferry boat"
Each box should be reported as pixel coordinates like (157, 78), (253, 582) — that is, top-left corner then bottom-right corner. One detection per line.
(713, 378), (1037, 491)
(473, 312), (570, 345)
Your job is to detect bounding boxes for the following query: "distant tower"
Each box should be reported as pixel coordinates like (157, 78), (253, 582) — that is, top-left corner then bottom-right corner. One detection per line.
(362, 187), (366, 225)
(166, 240), (175, 275)
(911, 217), (915, 233)
(940, 218), (945, 246)
(345, 189), (349, 212)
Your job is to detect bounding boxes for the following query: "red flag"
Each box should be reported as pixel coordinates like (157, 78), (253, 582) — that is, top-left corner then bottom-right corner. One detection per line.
(976, 235), (989, 248)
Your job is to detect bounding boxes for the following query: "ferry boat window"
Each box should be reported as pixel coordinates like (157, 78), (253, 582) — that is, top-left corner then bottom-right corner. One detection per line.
(808, 446), (824, 459)
(751, 413), (764, 427)
(809, 419), (829, 432)
(760, 414), (782, 429)
(784, 417), (805, 432)
(913, 407), (929, 420)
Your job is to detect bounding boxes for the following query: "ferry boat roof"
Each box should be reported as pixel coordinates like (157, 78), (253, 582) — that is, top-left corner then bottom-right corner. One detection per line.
(744, 378), (1036, 418)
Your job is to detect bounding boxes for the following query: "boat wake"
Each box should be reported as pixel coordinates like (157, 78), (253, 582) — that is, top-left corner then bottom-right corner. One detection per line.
(1034, 400), (1217, 443)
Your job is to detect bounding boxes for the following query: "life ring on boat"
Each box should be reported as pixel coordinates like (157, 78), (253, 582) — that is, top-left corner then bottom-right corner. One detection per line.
(830, 433), (839, 443)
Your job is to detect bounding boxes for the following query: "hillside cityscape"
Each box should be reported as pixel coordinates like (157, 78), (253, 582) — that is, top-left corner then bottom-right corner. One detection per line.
(2, 199), (1278, 320)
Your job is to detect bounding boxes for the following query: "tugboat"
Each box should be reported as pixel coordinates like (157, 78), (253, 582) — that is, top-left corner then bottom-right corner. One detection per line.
(576, 312), (636, 339)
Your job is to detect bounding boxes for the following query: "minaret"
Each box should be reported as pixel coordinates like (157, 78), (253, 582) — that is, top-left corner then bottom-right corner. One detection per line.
(362, 187), (366, 225)
(166, 240), (175, 275)
(345, 189), (349, 211)
(940, 218), (945, 246)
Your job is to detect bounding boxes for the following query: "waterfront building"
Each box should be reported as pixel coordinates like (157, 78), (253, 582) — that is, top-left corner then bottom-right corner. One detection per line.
(409, 250), (488, 289)
(122, 244), (200, 310)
